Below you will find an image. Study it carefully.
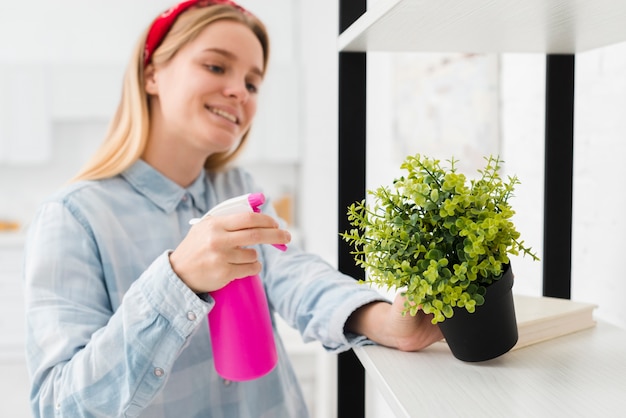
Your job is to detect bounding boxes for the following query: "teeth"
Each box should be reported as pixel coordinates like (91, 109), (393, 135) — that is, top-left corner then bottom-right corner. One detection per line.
(208, 106), (237, 124)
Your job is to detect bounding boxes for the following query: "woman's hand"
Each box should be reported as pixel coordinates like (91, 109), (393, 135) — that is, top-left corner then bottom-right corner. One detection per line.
(169, 212), (291, 293)
(345, 293), (444, 351)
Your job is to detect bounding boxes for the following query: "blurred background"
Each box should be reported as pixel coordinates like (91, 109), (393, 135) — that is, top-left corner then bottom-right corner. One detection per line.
(2, 0), (626, 416)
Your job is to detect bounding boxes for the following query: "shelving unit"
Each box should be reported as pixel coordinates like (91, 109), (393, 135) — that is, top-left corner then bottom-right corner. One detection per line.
(336, 0), (626, 415)
(338, 0), (626, 54)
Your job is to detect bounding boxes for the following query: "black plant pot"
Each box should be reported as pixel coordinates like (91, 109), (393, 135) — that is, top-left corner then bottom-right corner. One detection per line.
(438, 264), (518, 362)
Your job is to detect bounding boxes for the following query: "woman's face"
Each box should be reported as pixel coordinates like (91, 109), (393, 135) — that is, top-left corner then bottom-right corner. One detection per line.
(146, 19), (264, 158)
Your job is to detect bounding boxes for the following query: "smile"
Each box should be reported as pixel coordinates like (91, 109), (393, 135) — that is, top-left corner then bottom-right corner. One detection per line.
(206, 106), (239, 124)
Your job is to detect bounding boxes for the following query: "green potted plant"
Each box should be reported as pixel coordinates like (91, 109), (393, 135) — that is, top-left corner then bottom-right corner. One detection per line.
(342, 154), (539, 361)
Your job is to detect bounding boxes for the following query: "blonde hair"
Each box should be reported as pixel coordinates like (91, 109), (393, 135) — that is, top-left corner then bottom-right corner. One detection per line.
(72, 6), (269, 182)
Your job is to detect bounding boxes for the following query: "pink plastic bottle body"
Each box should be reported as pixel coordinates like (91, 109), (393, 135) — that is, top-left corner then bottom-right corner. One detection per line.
(208, 275), (278, 381)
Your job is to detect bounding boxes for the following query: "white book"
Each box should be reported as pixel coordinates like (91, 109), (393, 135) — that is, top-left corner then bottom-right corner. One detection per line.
(512, 295), (597, 350)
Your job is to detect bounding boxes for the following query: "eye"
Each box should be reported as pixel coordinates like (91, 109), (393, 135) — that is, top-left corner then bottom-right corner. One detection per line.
(246, 82), (258, 94)
(204, 64), (224, 74)
(246, 76), (262, 94)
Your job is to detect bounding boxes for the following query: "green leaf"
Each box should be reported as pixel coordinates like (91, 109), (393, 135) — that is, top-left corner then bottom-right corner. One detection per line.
(474, 294), (485, 306)
(342, 153), (539, 324)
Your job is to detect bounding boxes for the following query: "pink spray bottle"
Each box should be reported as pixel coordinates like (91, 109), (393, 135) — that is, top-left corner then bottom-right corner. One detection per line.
(189, 193), (286, 381)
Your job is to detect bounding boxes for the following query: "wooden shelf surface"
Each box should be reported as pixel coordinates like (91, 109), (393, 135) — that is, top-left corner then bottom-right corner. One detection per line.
(339, 0), (626, 53)
(356, 321), (626, 417)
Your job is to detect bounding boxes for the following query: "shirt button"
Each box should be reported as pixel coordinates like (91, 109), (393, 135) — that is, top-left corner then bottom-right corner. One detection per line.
(187, 311), (197, 321)
(154, 367), (165, 378)
(182, 194), (189, 202)
(223, 379), (232, 386)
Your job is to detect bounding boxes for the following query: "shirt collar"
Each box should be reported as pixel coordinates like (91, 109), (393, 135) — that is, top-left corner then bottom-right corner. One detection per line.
(121, 159), (208, 214)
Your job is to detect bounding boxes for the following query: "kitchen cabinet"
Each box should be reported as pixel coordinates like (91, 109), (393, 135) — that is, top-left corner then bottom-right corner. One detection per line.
(336, 0), (626, 415)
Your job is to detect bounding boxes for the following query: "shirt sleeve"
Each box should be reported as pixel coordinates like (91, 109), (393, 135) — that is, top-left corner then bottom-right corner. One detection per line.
(263, 245), (389, 353)
(256, 200), (389, 353)
(24, 201), (212, 417)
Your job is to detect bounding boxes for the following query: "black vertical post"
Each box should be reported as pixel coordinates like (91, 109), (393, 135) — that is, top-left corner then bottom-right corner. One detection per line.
(543, 54), (575, 299)
(338, 1), (367, 417)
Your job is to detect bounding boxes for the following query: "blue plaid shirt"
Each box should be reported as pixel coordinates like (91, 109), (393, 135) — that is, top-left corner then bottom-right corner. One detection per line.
(24, 160), (386, 417)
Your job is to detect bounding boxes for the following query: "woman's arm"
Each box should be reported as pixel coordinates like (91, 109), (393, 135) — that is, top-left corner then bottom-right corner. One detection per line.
(24, 201), (210, 417)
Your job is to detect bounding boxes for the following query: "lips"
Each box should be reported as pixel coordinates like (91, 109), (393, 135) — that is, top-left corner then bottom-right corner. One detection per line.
(205, 105), (239, 124)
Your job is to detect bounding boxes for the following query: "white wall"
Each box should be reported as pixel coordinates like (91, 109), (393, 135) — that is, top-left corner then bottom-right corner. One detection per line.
(498, 47), (626, 330)
(570, 44), (626, 328)
(498, 54), (546, 299)
(297, 0), (340, 264)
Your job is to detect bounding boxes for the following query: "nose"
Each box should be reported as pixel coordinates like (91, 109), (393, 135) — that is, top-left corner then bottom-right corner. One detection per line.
(223, 77), (249, 103)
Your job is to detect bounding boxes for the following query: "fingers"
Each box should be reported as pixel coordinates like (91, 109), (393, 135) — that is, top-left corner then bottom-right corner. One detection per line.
(196, 212), (291, 249)
(388, 293), (444, 351)
(223, 226), (291, 250)
(171, 212), (290, 294)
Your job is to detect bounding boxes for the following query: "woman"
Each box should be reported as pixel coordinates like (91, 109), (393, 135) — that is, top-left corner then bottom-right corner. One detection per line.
(24, 1), (442, 416)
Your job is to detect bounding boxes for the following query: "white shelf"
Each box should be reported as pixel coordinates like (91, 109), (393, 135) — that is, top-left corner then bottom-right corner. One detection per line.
(357, 321), (626, 417)
(339, 0), (626, 53)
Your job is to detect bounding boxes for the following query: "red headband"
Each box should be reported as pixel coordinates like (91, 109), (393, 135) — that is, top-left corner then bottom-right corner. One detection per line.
(143, 0), (248, 67)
